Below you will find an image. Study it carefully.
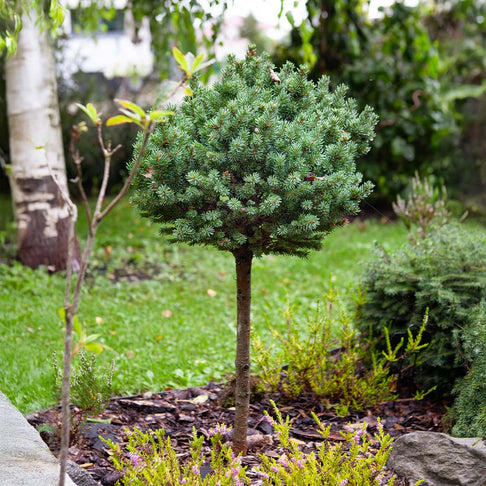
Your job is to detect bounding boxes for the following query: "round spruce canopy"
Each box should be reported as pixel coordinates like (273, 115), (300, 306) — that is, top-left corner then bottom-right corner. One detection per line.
(130, 47), (377, 257)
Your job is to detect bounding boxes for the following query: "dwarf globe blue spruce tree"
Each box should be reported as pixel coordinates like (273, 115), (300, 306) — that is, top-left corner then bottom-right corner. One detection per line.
(131, 46), (377, 454)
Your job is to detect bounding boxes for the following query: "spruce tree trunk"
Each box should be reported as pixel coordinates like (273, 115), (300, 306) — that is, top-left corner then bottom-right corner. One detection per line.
(5, 10), (80, 271)
(233, 247), (253, 455)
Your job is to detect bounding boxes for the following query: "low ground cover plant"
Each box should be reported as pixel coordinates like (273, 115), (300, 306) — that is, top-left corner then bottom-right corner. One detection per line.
(130, 45), (377, 452)
(253, 284), (430, 416)
(104, 403), (405, 486)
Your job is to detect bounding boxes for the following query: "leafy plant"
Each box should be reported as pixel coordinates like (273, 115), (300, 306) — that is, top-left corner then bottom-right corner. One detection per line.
(54, 351), (113, 440)
(130, 46), (377, 452)
(103, 403), (409, 486)
(253, 286), (430, 415)
(447, 304), (486, 438)
(392, 173), (450, 243)
(58, 308), (111, 356)
(52, 48), (211, 485)
(357, 223), (486, 394)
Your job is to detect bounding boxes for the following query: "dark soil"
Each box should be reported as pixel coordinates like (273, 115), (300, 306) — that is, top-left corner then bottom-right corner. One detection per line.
(26, 382), (446, 485)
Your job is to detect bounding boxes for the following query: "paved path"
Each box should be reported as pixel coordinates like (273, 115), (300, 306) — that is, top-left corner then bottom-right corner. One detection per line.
(0, 391), (76, 486)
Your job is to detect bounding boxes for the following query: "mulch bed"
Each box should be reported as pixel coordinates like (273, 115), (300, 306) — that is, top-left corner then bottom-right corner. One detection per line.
(26, 382), (446, 485)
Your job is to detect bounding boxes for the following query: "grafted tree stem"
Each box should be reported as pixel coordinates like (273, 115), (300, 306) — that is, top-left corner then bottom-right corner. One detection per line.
(232, 247), (253, 455)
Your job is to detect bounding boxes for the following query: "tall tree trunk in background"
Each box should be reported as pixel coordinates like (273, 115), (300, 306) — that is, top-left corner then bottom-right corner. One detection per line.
(5, 10), (80, 271)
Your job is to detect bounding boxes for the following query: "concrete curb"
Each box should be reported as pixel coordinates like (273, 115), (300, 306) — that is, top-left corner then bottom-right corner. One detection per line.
(0, 392), (76, 486)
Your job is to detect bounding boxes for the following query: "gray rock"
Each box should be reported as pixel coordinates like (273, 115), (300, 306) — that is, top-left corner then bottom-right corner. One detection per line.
(67, 460), (101, 486)
(0, 391), (76, 485)
(387, 431), (486, 486)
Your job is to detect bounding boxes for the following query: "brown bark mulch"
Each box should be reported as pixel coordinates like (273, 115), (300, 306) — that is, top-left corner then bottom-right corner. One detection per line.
(26, 382), (446, 485)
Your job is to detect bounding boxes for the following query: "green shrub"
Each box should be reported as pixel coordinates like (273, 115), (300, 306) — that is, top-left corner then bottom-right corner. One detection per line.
(54, 352), (114, 439)
(392, 173), (450, 244)
(253, 286), (428, 415)
(448, 305), (486, 438)
(357, 223), (486, 394)
(103, 402), (406, 485)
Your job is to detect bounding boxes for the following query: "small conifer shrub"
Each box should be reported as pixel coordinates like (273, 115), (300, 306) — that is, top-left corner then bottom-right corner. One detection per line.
(357, 223), (486, 394)
(131, 46), (377, 452)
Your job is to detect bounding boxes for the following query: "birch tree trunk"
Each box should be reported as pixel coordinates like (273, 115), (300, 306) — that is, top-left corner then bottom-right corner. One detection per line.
(5, 10), (80, 271)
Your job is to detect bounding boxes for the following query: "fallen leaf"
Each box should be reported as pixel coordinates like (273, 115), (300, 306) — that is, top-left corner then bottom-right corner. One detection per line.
(177, 394), (209, 405)
(95, 316), (104, 325)
(162, 310), (173, 318)
(109, 330), (116, 335)
(155, 335), (163, 341)
(207, 289), (217, 297)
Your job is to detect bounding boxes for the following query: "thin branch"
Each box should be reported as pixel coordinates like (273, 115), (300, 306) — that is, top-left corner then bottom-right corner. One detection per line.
(98, 126), (153, 222)
(44, 152), (77, 486)
(69, 127), (92, 227)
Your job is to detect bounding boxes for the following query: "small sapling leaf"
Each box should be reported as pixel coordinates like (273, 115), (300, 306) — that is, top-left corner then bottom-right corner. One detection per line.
(76, 103), (100, 125)
(115, 99), (145, 119)
(106, 115), (136, 127)
(149, 110), (174, 122)
(172, 46), (189, 74)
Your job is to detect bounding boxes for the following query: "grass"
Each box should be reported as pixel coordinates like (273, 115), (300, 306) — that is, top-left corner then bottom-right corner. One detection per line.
(0, 194), (408, 413)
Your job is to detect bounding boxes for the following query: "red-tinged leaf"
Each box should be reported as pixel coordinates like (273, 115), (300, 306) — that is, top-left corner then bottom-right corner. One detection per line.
(106, 115), (134, 126)
(115, 99), (145, 119)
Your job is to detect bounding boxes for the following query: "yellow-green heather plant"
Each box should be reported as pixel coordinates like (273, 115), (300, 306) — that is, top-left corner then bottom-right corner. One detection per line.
(251, 285), (425, 415)
(103, 402), (423, 485)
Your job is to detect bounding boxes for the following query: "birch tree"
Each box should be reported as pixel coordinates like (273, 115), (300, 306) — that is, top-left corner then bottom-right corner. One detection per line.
(4, 4), (80, 270)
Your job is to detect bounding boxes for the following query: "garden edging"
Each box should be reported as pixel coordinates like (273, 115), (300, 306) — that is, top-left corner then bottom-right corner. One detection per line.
(0, 391), (77, 486)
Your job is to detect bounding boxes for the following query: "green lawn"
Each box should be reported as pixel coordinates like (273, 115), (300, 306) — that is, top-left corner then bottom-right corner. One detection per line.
(0, 195), (408, 413)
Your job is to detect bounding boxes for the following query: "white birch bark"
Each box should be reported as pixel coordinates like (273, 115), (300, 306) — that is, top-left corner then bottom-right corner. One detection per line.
(6, 9), (79, 270)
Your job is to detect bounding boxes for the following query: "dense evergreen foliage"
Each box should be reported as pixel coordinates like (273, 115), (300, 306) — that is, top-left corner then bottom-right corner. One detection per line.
(130, 47), (376, 256)
(357, 223), (486, 393)
(449, 311), (486, 438)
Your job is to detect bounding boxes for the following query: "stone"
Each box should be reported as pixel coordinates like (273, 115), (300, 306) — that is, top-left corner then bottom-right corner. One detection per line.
(67, 461), (100, 486)
(0, 391), (76, 486)
(387, 431), (486, 486)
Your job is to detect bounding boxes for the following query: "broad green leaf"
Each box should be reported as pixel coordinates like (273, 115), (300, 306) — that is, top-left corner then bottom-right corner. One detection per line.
(73, 315), (83, 337)
(192, 53), (205, 73)
(84, 333), (101, 344)
(118, 107), (142, 121)
(49, 0), (65, 30)
(85, 342), (105, 354)
(149, 110), (174, 121)
(76, 103), (99, 124)
(115, 99), (145, 119)
(184, 86), (194, 97)
(194, 59), (215, 74)
(185, 52), (196, 75)
(106, 115), (135, 126)
(172, 46), (189, 74)
(58, 307), (66, 322)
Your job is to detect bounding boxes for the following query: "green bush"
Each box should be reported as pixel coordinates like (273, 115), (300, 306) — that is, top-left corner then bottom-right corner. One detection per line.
(357, 223), (486, 394)
(252, 287), (398, 416)
(448, 305), (486, 438)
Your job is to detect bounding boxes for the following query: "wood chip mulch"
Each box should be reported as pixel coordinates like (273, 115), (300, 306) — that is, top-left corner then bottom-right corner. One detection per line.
(26, 382), (446, 485)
